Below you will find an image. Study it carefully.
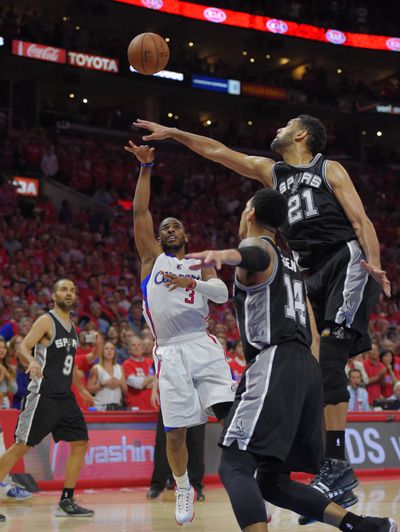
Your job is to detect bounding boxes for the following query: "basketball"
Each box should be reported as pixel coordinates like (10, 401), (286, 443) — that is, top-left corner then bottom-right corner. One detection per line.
(127, 33), (170, 75)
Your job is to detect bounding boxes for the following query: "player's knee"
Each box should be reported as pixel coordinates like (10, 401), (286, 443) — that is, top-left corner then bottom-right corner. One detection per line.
(320, 331), (352, 405)
(70, 440), (89, 455)
(166, 428), (186, 452)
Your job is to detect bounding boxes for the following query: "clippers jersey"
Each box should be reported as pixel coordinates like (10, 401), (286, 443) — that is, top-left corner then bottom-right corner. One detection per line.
(272, 153), (356, 271)
(141, 253), (209, 341)
(28, 310), (78, 397)
(234, 238), (311, 363)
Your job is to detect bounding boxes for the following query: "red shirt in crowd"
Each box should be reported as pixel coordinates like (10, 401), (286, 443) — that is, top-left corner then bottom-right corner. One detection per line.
(123, 357), (156, 410)
(229, 358), (246, 383)
(364, 358), (385, 404)
(382, 367), (400, 398)
(71, 353), (95, 410)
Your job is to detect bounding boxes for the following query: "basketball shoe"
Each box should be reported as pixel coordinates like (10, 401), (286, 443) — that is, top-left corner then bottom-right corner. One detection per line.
(298, 489), (358, 525)
(55, 498), (94, 517)
(353, 517), (398, 531)
(175, 486), (196, 526)
(0, 481), (32, 501)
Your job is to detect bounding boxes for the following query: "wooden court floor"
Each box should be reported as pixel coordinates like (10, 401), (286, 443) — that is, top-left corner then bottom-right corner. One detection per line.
(0, 479), (399, 531)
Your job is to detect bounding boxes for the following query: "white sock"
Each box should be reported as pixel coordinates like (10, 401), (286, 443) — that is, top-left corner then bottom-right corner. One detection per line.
(173, 471), (190, 490)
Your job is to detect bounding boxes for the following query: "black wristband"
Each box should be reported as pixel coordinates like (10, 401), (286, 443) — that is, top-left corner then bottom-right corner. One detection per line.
(237, 246), (271, 272)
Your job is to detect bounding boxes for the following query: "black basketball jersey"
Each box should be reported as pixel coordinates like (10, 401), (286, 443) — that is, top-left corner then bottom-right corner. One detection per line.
(234, 237), (311, 363)
(272, 153), (356, 271)
(28, 310), (78, 397)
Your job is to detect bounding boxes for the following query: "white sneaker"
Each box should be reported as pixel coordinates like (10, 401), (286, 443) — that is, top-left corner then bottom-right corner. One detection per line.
(175, 486), (195, 526)
(264, 500), (272, 524)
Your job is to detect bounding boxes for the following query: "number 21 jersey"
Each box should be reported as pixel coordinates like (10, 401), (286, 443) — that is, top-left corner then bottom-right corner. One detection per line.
(273, 153), (356, 271)
(141, 253), (209, 341)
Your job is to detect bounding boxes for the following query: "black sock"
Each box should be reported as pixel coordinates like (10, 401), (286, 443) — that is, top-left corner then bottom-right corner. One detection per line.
(325, 431), (346, 461)
(61, 487), (74, 501)
(339, 512), (363, 531)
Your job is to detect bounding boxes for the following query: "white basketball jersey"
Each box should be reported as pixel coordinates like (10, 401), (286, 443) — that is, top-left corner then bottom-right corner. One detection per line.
(141, 253), (209, 341)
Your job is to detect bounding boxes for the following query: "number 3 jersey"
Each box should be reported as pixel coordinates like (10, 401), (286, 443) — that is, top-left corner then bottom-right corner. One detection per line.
(141, 253), (210, 342)
(234, 237), (311, 363)
(272, 153), (356, 272)
(28, 310), (78, 397)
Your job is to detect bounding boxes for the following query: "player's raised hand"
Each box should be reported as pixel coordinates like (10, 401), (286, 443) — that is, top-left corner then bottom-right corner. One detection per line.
(360, 260), (391, 297)
(124, 141), (155, 163)
(133, 119), (172, 141)
(186, 250), (223, 270)
(161, 272), (194, 291)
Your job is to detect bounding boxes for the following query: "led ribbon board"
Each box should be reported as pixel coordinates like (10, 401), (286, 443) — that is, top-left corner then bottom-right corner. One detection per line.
(114, 0), (400, 53)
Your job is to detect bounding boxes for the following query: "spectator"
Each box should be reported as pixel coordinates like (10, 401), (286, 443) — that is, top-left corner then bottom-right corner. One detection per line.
(380, 349), (399, 398)
(40, 145), (59, 177)
(128, 300), (145, 336)
(363, 342), (386, 405)
(142, 336), (154, 359)
(123, 337), (156, 410)
(229, 340), (246, 382)
(87, 341), (127, 408)
(0, 338), (17, 408)
(116, 328), (137, 363)
(347, 369), (369, 412)
(346, 354), (369, 385)
(7, 335), (27, 409)
(388, 381), (400, 401)
(3, 229), (22, 257)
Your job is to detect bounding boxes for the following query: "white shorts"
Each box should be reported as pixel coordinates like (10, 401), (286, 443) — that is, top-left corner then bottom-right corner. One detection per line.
(153, 333), (236, 428)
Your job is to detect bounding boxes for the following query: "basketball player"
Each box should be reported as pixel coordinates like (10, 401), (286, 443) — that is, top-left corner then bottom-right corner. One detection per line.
(187, 188), (397, 532)
(124, 141), (236, 526)
(0, 279), (95, 521)
(134, 116), (389, 514)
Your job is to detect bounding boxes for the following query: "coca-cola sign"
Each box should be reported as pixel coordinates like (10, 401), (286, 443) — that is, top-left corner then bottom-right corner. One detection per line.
(12, 39), (66, 63)
(67, 51), (119, 73)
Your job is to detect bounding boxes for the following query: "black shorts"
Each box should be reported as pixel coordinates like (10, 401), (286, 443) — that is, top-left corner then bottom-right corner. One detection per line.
(15, 392), (88, 447)
(220, 342), (324, 474)
(306, 240), (380, 355)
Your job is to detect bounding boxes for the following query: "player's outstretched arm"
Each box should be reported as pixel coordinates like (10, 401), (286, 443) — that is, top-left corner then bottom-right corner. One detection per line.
(124, 142), (162, 277)
(326, 160), (390, 297)
(133, 119), (275, 187)
(187, 237), (275, 287)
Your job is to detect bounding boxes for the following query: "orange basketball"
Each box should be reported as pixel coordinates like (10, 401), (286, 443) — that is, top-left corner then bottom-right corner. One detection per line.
(127, 33), (170, 75)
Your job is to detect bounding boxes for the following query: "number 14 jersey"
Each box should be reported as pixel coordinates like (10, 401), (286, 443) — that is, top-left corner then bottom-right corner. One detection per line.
(272, 153), (356, 272)
(234, 238), (311, 364)
(141, 253), (209, 342)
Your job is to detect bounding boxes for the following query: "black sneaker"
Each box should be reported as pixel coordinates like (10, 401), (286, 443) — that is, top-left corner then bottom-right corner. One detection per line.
(55, 498), (94, 517)
(196, 489), (205, 502)
(0, 514), (5, 522)
(146, 486), (163, 499)
(298, 489), (358, 526)
(310, 458), (359, 499)
(354, 517), (398, 531)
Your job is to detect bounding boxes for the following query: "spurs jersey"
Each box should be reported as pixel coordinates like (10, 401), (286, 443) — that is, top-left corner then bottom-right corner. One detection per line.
(141, 253), (210, 341)
(234, 237), (311, 363)
(28, 310), (78, 397)
(272, 153), (356, 271)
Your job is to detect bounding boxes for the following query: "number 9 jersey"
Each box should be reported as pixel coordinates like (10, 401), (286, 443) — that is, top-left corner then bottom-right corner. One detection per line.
(234, 237), (312, 363)
(141, 253), (210, 342)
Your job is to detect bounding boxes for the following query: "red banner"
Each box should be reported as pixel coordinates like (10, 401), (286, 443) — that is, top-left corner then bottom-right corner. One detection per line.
(242, 83), (288, 101)
(67, 51), (119, 73)
(114, 0), (400, 53)
(50, 429), (155, 480)
(13, 176), (40, 197)
(12, 39), (66, 63)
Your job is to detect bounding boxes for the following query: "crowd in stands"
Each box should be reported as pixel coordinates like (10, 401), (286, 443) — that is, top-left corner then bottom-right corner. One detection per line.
(0, 125), (400, 412)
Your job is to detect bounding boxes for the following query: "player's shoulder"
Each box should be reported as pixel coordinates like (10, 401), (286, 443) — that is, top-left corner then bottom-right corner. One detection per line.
(34, 312), (52, 327)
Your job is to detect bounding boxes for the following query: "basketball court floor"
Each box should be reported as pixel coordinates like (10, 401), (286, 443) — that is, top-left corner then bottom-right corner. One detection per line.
(1, 478), (399, 531)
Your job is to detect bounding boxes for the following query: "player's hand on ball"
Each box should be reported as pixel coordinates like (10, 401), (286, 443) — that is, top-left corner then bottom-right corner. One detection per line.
(124, 141), (155, 163)
(133, 119), (172, 141)
(186, 251), (223, 270)
(26, 360), (43, 379)
(161, 272), (194, 291)
(360, 260), (391, 297)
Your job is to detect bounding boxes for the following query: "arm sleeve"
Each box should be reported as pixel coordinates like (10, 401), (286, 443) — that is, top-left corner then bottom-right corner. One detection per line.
(126, 374), (145, 389)
(194, 278), (228, 304)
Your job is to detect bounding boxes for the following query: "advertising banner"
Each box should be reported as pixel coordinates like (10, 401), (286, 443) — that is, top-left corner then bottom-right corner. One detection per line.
(12, 40), (66, 64)
(13, 176), (40, 197)
(242, 83), (288, 101)
(67, 51), (119, 73)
